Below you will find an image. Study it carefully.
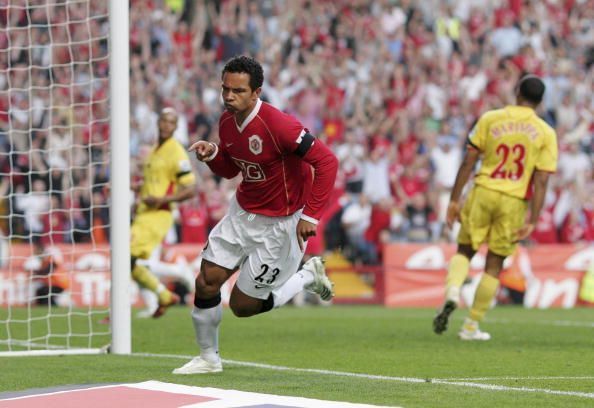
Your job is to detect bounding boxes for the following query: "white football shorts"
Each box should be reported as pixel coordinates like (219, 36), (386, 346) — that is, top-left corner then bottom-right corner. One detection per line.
(202, 196), (307, 299)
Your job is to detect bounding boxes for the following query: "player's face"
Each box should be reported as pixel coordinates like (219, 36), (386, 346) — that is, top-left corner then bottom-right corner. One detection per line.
(158, 112), (178, 138)
(221, 72), (260, 115)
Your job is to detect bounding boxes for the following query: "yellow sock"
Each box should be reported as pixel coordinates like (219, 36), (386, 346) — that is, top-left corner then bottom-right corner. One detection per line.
(132, 264), (172, 305)
(132, 264), (159, 291)
(157, 290), (172, 305)
(446, 254), (470, 290)
(469, 273), (499, 322)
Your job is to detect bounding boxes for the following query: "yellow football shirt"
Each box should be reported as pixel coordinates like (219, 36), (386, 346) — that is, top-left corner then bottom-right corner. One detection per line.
(137, 137), (195, 213)
(468, 105), (558, 199)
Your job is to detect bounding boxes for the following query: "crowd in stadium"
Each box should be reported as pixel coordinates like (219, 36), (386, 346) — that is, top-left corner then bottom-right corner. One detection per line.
(1, 0), (593, 265)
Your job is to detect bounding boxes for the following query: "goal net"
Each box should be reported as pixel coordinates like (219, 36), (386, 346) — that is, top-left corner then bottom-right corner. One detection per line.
(0, 0), (120, 355)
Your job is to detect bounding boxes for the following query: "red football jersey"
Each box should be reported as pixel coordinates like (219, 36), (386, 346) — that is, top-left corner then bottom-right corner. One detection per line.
(207, 99), (338, 222)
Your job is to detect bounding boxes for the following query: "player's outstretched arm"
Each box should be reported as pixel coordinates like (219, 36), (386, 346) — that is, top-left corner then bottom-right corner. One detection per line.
(515, 170), (551, 242)
(446, 145), (480, 229)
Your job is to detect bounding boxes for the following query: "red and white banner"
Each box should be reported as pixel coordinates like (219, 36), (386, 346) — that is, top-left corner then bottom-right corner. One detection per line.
(383, 243), (594, 308)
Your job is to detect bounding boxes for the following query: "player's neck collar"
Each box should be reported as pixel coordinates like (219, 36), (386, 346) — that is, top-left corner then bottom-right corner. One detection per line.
(156, 135), (173, 149)
(510, 104), (534, 111)
(235, 98), (262, 133)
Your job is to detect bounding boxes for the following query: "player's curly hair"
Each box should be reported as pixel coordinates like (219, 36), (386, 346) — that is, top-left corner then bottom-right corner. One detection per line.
(222, 55), (264, 91)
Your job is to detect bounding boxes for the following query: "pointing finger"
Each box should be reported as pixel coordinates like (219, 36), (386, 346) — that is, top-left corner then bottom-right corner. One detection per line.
(188, 142), (201, 152)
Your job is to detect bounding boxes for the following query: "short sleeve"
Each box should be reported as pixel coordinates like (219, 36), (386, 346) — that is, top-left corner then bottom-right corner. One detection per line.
(535, 127), (558, 173)
(173, 146), (196, 186)
(467, 115), (488, 151)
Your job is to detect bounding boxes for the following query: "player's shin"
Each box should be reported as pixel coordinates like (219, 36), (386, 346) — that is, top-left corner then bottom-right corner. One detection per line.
(271, 269), (314, 307)
(192, 294), (223, 363)
(445, 253), (470, 303)
(132, 264), (163, 294)
(469, 273), (499, 322)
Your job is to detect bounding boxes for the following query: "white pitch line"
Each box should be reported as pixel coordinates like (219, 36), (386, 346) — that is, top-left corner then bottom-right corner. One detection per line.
(395, 313), (594, 328)
(436, 376), (594, 381)
(487, 318), (594, 328)
(431, 379), (594, 399)
(134, 352), (594, 400)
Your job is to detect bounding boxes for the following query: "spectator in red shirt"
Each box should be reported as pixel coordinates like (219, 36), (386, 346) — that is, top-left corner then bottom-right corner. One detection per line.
(322, 107), (345, 146)
(179, 197), (208, 244)
(530, 191), (559, 244)
(560, 208), (586, 244)
(394, 164), (428, 205)
(172, 21), (193, 66)
(364, 197), (394, 263)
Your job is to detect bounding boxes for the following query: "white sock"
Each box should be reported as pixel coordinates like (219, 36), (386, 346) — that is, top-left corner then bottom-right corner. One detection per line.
(141, 258), (195, 290)
(191, 304), (222, 363)
(272, 269), (315, 308)
(140, 289), (158, 312)
(145, 260), (182, 279)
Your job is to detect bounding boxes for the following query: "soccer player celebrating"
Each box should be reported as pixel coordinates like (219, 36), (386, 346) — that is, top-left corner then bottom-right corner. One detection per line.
(173, 56), (338, 374)
(433, 75), (558, 340)
(130, 108), (196, 318)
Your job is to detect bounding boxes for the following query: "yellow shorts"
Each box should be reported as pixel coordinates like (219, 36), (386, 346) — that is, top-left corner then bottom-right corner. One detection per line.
(457, 185), (527, 257)
(130, 210), (173, 259)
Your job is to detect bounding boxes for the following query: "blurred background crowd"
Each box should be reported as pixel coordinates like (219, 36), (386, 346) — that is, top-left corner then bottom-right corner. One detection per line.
(1, 0), (593, 265)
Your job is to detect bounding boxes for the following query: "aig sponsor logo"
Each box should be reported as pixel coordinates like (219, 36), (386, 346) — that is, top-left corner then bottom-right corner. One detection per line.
(231, 157), (266, 182)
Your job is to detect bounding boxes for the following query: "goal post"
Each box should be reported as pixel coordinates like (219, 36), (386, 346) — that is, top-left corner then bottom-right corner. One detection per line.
(0, 0), (130, 356)
(108, 0), (131, 355)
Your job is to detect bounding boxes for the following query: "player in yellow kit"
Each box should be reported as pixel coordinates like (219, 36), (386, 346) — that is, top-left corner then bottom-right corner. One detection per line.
(131, 107), (196, 318)
(433, 75), (558, 340)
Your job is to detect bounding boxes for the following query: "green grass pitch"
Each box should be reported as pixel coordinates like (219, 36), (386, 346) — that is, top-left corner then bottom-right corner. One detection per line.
(1, 305), (593, 407)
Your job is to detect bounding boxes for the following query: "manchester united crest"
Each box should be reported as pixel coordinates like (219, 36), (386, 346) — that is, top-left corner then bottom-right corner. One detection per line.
(248, 134), (263, 155)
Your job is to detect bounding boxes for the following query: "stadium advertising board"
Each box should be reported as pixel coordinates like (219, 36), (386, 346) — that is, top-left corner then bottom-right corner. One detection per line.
(383, 243), (594, 308)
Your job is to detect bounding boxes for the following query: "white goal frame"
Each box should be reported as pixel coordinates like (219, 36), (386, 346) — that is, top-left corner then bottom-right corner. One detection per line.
(108, 0), (131, 355)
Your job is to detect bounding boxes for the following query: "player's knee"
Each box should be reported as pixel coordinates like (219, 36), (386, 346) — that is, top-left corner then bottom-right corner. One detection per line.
(228, 300), (257, 318)
(229, 305), (255, 318)
(457, 245), (475, 260)
(195, 276), (221, 298)
(485, 250), (506, 277)
(197, 262), (227, 293)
